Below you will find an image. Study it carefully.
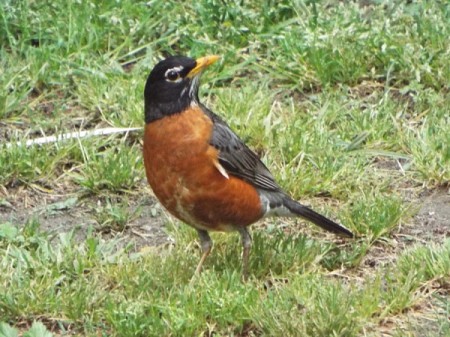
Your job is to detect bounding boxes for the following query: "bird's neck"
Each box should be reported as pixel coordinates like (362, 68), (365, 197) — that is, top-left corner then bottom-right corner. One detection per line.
(144, 99), (192, 124)
(144, 89), (200, 124)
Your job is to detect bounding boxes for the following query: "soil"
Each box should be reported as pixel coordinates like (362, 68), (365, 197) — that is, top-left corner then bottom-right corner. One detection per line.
(2, 184), (448, 250)
(359, 189), (450, 270)
(360, 188), (450, 337)
(0, 181), (171, 251)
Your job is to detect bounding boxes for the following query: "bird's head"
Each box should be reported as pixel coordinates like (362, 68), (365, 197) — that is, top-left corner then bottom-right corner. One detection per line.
(144, 55), (219, 123)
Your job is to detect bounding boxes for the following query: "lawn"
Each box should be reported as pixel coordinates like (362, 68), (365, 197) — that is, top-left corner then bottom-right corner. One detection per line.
(0, 1), (449, 336)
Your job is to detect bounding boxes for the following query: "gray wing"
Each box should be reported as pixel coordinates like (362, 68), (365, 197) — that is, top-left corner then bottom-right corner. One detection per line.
(201, 104), (281, 192)
(201, 106), (354, 238)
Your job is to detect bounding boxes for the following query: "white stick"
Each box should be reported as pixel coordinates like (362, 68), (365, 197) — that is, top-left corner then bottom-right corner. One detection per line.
(4, 127), (142, 148)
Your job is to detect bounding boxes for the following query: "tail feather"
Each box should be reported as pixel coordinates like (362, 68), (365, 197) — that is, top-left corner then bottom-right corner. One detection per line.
(283, 198), (353, 238)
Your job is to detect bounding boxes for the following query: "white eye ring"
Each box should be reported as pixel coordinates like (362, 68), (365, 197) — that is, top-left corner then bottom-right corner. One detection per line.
(165, 66), (184, 83)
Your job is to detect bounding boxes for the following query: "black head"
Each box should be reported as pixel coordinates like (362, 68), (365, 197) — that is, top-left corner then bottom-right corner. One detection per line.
(144, 55), (219, 124)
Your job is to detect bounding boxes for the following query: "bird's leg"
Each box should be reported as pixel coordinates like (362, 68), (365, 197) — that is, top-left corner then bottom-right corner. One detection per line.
(238, 227), (252, 281)
(193, 229), (212, 276)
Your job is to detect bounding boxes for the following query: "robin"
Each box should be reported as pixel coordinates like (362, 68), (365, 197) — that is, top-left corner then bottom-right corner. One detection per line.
(143, 55), (353, 280)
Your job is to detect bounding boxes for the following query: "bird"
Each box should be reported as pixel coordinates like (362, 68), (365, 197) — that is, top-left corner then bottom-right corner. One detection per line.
(143, 55), (353, 280)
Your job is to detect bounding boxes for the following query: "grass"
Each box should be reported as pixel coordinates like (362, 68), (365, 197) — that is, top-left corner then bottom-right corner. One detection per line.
(1, 0), (449, 336)
(0, 222), (449, 336)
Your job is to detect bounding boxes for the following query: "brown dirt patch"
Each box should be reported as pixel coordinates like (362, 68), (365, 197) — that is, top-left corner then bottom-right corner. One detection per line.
(0, 183), (171, 251)
(360, 188), (450, 336)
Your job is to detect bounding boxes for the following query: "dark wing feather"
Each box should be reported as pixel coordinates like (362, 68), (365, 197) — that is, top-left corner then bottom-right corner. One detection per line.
(201, 104), (281, 192)
(200, 106), (354, 238)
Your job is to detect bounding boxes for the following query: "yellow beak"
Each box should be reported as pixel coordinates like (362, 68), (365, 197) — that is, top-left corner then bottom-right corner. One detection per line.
(187, 55), (220, 78)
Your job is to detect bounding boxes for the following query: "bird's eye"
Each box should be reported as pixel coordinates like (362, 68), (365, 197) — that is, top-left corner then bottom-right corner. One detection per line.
(165, 69), (181, 82)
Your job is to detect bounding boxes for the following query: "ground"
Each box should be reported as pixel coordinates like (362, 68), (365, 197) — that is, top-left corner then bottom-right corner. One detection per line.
(0, 182), (169, 250)
(1, 183), (449, 254)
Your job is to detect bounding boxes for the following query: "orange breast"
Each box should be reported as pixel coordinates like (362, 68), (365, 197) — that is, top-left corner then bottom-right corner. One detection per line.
(143, 106), (263, 231)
